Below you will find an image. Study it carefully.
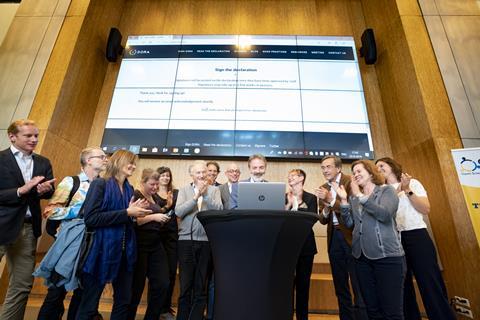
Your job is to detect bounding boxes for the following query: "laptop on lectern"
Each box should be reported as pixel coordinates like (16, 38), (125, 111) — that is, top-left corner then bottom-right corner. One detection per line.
(237, 182), (286, 210)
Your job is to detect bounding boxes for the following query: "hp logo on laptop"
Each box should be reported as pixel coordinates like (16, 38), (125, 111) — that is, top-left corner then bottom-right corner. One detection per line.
(258, 195), (265, 201)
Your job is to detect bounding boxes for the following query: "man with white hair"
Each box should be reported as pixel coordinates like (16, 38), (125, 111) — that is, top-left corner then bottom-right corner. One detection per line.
(218, 162), (241, 209)
(175, 160), (223, 320)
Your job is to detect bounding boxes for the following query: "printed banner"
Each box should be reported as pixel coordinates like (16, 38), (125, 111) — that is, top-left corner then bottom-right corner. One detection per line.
(451, 147), (480, 247)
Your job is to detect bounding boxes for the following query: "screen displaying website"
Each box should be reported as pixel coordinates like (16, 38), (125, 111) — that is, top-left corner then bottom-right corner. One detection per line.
(101, 35), (374, 159)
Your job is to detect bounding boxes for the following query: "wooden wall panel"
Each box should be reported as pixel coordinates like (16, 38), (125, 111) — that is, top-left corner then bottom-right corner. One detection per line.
(434, 0), (480, 15)
(347, 0), (392, 158)
(0, 17), (50, 129)
(30, 15), (85, 131)
(32, 0), (126, 182)
(442, 16), (480, 141)
(15, 0), (59, 16)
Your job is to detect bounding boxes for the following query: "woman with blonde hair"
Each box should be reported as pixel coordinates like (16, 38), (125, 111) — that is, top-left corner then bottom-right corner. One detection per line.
(128, 168), (171, 320)
(76, 150), (151, 320)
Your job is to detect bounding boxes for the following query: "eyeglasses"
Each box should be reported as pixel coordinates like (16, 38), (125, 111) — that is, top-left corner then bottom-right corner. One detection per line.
(227, 170), (240, 174)
(89, 155), (107, 160)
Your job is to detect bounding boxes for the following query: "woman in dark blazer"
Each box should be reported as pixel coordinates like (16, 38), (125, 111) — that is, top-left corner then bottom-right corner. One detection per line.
(336, 160), (405, 320)
(285, 169), (318, 320)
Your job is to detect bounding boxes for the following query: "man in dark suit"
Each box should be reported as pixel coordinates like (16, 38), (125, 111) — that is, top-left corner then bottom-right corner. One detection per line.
(315, 155), (367, 320)
(218, 162), (241, 209)
(0, 119), (55, 320)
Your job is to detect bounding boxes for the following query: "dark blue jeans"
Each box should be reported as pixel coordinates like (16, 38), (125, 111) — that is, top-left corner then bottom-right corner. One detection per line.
(329, 228), (368, 320)
(355, 254), (406, 320)
(37, 286), (83, 320)
(76, 257), (133, 320)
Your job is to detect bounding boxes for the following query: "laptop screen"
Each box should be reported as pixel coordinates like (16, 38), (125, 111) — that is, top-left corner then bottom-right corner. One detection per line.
(237, 182), (286, 210)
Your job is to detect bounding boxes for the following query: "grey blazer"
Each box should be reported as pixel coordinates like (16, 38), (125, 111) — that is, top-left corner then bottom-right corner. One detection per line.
(341, 184), (404, 260)
(218, 183), (230, 210)
(175, 184), (223, 241)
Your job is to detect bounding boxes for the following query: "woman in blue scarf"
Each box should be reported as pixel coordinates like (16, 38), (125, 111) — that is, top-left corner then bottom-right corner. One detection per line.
(76, 150), (152, 320)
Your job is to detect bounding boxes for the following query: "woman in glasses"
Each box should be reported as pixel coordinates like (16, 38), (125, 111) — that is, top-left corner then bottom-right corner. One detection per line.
(285, 169), (318, 320)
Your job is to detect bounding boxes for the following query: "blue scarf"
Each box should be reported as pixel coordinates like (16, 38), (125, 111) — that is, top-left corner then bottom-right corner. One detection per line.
(82, 178), (136, 285)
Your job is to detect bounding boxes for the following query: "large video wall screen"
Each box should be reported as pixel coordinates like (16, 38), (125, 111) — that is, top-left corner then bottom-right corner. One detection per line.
(101, 35), (374, 159)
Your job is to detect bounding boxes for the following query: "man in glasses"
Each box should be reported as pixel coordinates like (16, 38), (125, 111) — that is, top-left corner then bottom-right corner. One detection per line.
(36, 147), (107, 320)
(218, 163), (241, 210)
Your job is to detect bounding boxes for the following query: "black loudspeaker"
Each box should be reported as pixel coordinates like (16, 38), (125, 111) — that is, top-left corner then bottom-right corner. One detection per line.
(106, 27), (124, 62)
(359, 29), (377, 65)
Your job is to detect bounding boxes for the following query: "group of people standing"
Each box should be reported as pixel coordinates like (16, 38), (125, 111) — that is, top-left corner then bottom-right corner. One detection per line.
(0, 118), (456, 320)
(315, 155), (456, 320)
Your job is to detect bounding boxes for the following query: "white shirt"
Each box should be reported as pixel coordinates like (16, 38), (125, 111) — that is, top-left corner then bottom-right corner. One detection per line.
(392, 179), (428, 231)
(193, 185), (203, 211)
(11, 145), (33, 217)
(323, 173), (341, 225)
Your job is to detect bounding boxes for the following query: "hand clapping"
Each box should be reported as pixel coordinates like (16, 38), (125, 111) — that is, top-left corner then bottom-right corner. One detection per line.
(332, 181), (348, 202)
(36, 178), (56, 195)
(350, 176), (361, 197)
(18, 176), (55, 196)
(127, 198), (152, 218)
(194, 180), (208, 199)
(400, 173), (412, 192)
(314, 186), (329, 201)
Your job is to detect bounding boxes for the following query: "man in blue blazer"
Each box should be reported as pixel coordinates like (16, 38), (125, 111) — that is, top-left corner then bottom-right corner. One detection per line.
(0, 119), (55, 320)
(229, 154), (268, 209)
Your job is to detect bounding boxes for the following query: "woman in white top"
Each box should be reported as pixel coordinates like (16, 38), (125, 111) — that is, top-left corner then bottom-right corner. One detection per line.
(376, 157), (456, 320)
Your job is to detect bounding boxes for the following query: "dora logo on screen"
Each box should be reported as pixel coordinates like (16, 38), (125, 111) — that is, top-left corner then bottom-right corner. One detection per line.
(459, 157), (480, 175)
(129, 49), (150, 56)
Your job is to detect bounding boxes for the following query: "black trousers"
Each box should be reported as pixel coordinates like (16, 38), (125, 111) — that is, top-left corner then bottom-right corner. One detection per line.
(402, 228), (456, 320)
(160, 228), (179, 314)
(355, 254), (406, 320)
(177, 240), (212, 320)
(76, 255), (133, 320)
(127, 230), (170, 320)
(37, 285), (83, 320)
(294, 254), (314, 320)
(329, 228), (368, 320)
